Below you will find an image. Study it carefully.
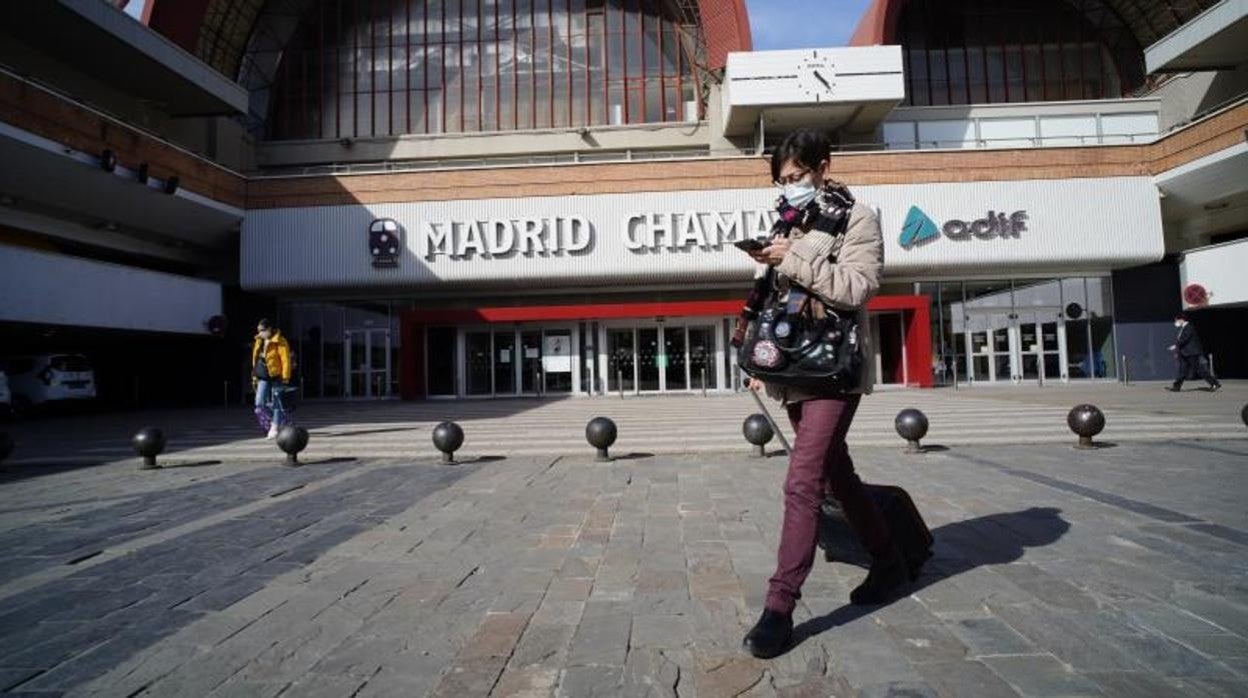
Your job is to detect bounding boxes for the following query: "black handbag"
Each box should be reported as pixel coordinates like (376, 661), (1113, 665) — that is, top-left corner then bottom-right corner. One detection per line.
(737, 282), (863, 394)
(737, 224), (864, 394)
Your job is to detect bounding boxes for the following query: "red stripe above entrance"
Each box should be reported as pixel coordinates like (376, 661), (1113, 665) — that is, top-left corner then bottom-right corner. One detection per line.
(404, 296), (926, 323)
(405, 300), (743, 324)
(399, 295), (934, 398)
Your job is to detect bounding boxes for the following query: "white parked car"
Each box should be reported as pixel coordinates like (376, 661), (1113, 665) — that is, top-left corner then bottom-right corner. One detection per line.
(2, 354), (97, 413)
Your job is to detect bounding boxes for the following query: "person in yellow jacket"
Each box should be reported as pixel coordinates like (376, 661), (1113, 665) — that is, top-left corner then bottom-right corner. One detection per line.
(251, 318), (292, 439)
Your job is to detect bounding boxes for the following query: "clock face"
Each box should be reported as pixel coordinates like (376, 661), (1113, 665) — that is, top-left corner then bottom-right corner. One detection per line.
(795, 51), (836, 101)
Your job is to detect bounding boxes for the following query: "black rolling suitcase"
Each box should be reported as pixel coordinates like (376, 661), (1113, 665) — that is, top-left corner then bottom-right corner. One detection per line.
(817, 484), (933, 580)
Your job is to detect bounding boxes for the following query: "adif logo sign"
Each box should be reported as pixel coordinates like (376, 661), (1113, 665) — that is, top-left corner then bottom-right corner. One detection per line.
(900, 206), (1028, 249)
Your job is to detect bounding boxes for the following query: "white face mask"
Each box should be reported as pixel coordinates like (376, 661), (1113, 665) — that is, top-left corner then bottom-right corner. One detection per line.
(783, 180), (818, 208)
(1174, 321), (1183, 328)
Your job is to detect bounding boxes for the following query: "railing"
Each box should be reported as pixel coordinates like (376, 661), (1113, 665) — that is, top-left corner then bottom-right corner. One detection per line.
(883, 133), (1157, 150)
(882, 100), (1162, 152)
(0, 62), (244, 177)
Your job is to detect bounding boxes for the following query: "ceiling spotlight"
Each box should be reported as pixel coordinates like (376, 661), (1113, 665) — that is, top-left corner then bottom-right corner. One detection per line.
(100, 149), (117, 172)
(163, 176), (179, 195)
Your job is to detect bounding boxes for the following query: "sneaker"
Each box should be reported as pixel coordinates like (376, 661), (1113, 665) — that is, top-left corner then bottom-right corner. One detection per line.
(1165, 386), (1181, 392)
(266, 425), (279, 440)
(850, 551), (909, 605)
(741, 609), (792, 659)
(1210, 384), (1222, 392)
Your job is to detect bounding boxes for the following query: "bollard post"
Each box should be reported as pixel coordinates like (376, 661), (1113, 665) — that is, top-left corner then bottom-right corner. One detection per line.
(952, 359), (959, 391)
(745, 378), (791, 453)
(742, 414), (773, 458)
(1209, 353), (1216, 379)
(132, 427), (166, 469)
(701, 368), (707, 397)
(1121, 355), (1129, 385)
(276, 425), (309, 466)
(617, 369), (624, 400)
(894, 409), (929, 454)
(432, 422), (465, 464)
(1067, 404), (1106, 449)
(585, 417), (618, 462)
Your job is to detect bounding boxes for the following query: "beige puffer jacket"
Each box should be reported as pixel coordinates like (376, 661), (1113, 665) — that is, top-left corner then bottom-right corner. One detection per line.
(763, 200), (884, 404)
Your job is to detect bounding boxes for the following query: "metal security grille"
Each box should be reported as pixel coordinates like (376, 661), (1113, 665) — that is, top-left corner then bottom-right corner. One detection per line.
(894, 0), (1222, 107)
(231, 0), (704, 140)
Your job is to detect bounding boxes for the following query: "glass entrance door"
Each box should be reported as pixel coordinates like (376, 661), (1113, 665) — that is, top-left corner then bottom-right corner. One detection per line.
(345, 329), (391, 398)
(543, 330), (573, 393)
(606, 329), (636, 393)
(1014, 318), (1065, 383)
(966, 325), (1010, 382)
(520, 331), (541, 395)
(688, 326), (714, 393)
(663, 327), (687, 391)
(494, 330), (517, 395)
(602, 324), (722, 394)
(637, 328), (661, 391)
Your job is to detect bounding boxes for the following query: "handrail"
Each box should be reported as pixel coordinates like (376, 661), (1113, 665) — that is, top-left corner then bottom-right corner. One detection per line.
(249, 130), (1164, 178)
(0, 62), (245, 178)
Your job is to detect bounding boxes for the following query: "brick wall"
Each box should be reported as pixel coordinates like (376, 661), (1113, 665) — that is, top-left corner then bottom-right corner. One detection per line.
(246, 101), (1248, 209)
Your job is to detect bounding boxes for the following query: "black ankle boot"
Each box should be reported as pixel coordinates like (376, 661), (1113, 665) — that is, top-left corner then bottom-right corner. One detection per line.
(742, 609), (793, 658)
(850, 550), (908, 605)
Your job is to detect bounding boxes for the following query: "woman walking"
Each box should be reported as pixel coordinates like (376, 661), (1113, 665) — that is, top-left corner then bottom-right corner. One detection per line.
(251, 318), (293, 439)
(740, 129), (906, 658)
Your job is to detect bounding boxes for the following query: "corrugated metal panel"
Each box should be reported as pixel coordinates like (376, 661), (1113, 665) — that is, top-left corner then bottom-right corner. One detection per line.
(241, 176), (1165, 292)
(0, 244), (222, 334)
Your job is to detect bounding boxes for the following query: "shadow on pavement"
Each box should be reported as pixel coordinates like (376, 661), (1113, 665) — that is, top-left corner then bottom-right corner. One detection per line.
(793, 507), (1070, 646)
(614, 452), (656, 461)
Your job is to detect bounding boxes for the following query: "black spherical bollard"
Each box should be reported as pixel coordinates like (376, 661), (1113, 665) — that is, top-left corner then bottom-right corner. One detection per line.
(432, 422), (465, 464)
(895, 409), (929, 454)
(585, 417), (617, 462)
(742, 414), (773, 458)
(276, 425), (309, 466)
(132, 427), (166, 469)
(0, 432), (12, 465)
(1067, 404), (1105, 449)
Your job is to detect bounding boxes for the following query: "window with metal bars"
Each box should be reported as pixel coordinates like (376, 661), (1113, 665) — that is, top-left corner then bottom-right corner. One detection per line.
(265, 0), (698, 140)
(897, 0), (1146, 107)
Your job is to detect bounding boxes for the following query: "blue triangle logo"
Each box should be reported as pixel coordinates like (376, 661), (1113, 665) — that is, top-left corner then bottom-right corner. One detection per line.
(900, 206), (940, 249)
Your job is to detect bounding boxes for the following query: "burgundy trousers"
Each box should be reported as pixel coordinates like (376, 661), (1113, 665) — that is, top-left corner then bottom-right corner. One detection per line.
(765, 394), (895, 614)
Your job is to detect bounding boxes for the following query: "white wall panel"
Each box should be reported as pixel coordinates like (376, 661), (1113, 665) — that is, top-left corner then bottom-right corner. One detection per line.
(0, 244), (222, 333)
(242, 176), (1164, 291)
(1179, 238), (1248, 308)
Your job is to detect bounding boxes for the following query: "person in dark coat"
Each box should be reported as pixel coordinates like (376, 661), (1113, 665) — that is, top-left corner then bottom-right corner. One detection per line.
(1168, 314), (1221, 392)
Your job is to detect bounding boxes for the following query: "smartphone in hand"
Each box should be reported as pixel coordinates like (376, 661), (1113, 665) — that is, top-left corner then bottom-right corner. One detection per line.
(733, 238), (767, 253)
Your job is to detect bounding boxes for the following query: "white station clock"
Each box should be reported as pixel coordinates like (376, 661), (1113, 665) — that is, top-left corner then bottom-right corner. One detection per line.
(794, 50), (836, 101)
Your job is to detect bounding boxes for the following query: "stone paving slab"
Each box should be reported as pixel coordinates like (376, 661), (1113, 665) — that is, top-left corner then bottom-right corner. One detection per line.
(0, 438), (1243, 696)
